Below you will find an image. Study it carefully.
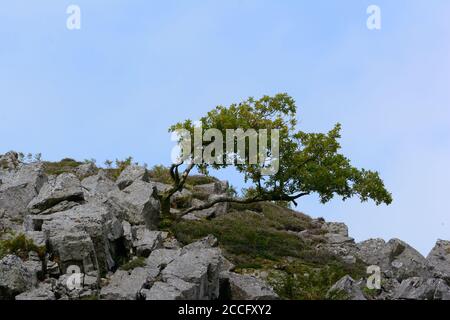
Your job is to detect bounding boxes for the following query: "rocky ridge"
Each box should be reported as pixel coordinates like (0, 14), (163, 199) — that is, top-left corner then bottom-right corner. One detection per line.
(0, 151), (449, 300)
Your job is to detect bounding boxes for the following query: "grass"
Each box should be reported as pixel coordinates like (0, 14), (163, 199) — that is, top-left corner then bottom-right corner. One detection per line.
(119, 257), (146, 271)
(170, 202), (366, 300)
(43, 158), (82, 176)
(0, 233), (46, 260)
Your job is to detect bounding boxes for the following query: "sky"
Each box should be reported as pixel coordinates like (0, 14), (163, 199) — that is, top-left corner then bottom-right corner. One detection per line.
(0, 1), (449, 255)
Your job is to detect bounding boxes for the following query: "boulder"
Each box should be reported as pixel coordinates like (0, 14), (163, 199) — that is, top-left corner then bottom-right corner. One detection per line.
(321, 222), (349, 237)
(131, 226), (164, 257)
(427, 240), (450, 280)
(225, 272), (279, 300)
(41, 203), (124, 274)
(27, 173), (84, 213)
(116, 165), (150, 190)
(81, 170), (118, 202)
(100, 268), (149, 300)
(106, 180), (160, 229)
(0, 151), (20, 170)
(394, 277), (450, 300)
(326, 275), (366, 300)
(161, 247), (222, 300)
(0, 162), (47, 220)
(75, 163), (97, 178)
(356, 238), (431, 281)
(143, 277), (198, 300)
(0, 255), (34, 300)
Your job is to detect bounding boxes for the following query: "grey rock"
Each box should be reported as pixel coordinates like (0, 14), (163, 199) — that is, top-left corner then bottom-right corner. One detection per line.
(0, 151), (20, 170)
(131, 226), (164, 257)
(394, 277), (450, 300)
(75, 163), (97, 178)
(15, 283), (56, 300)
(42, 203), (124, 274)
(321, 222), (349, 237)
(81, 170), (118, 202)
(183, 235), (218, 251)
(327, 275), (366, 300)
(0, 255), (33, 299)
(100, 268), (149, 300)
(0, 162), (47, 220)
(143, 278), (197, 300)
(116, 165), (150, 190)
(356, 238), (431, 281)
(226, 272), (279, 300)
(27, 173), (84, 213)
(161, 248), (222, 300)
(106, 180), (160, 229)
(146, 249), (182, 270)
(427, 240), (450, 280)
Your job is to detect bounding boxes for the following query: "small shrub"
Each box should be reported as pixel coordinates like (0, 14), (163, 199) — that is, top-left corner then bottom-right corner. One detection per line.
(0, 234), (46, 260)
(120, 257), (146, 271)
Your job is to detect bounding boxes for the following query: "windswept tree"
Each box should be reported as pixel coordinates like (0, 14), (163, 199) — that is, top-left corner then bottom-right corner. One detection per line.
(159, 93), (392, 220)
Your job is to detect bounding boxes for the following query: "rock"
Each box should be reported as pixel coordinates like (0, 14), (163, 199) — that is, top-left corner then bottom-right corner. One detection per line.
(0, 151), (20, 170)
(39, 200), (80, 215)
(324, 233), (354, 245)
(131, 226), (164, 257)
(15, 283), (56, 300)
(41, 203), (124, 274)
(100, 268), (149, 300)
(143, 277), (198, 300)
(27, 173), (84, 213)
(116, 165), (150, 190)
(146, 249), (182, 270)
(326, 275), (366, 300)
(183, 235), (218, 251)
(356, 238), (431, 281)
(394, 277), (450, 300)
(0, 255), (34, 299)
(193, 182), (227, 195)
(81, 170), (118, 202)
(75, 163), (97, 178)
(106, 180), (160, 229)
(0, 162), (47, 221)
(161, 247), (222, 300)
(225, 272), (279, 300)
(321, 222), (349, 237)
(427, 240), (450, 280)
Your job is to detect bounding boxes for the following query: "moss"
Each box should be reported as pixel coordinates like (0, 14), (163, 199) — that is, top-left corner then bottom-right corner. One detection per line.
(185, 175), (218, 186)
(120, 257), (146, 271)
(0, 233), (46, 260)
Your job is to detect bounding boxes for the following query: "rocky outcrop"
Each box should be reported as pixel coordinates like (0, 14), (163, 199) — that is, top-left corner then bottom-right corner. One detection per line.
(0, 255), (34, 299)
(27, 173), (84, 214)
(427, 240), (450, 280)
(116, 165), (150, 190)
(224, 273), (279, 300)
(393, 277), (450, 300)
(106, 180), (160, 229)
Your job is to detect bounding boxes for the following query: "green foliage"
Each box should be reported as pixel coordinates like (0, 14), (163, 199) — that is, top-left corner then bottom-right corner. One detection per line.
(170, 93), (392, 207)
(104, 157), (135, 181)
(120, 257), (146, 271)
(148, 165), (172, 184)
(43, 158), (82, 176)
(172, 203), (318, 267)
(0, 234), (46, 260)
(269, 260), (365, 300)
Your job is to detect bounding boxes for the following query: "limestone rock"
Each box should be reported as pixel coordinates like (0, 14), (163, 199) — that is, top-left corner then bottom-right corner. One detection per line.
(106, 180), (160, 229)
(226, 272), (279, 300)
(326, 275), (366, 300)
(27, 173), (84, 213)
(0, 255), (34, 300)
(427, 240), (450, 280)
(116, 165), (150, 190)
(394, 277), (450, 300)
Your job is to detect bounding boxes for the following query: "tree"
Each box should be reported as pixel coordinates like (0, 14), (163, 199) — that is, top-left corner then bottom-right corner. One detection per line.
(161, 93), (392, 220)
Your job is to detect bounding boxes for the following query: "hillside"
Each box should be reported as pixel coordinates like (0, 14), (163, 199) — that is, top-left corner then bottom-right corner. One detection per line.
(1, 151), (449, 300)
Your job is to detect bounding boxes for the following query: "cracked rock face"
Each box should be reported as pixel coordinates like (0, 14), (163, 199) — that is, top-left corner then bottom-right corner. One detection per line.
(427, 240), (450, 280)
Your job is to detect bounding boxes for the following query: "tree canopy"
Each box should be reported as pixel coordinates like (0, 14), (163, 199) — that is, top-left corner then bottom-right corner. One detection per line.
(164, 93), (392, 218)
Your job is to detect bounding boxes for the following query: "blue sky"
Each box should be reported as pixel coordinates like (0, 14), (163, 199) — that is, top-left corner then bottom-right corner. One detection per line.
(1, 1), (449, 255)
